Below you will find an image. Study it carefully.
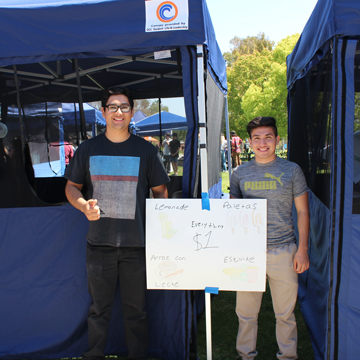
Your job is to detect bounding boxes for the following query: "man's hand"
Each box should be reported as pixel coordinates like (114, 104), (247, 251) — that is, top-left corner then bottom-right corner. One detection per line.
(83, 199), (100, 221)
(293, 248), (310, 274)
(65, 181), (100, 221)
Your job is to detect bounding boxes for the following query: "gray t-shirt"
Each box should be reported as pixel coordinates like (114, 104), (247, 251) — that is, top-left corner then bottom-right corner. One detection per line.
(230, 156), (308, 248)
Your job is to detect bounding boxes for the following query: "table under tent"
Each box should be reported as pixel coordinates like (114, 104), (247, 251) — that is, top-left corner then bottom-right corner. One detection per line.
(0, 1), (228, 359)
(287, 0), (360, 359)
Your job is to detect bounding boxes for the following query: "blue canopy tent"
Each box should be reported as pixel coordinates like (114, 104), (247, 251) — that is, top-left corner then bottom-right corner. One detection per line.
(0, 1), (228, 359)
(135, 111), (187, 136)
(6, 102), (105, 177)
(133, 110), (148, 123)
(287, 1), (360, 359)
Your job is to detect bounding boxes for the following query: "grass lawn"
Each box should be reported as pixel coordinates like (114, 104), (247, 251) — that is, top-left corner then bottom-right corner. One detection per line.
(222, 170), (230, 194)
(113, 287), (314, 360)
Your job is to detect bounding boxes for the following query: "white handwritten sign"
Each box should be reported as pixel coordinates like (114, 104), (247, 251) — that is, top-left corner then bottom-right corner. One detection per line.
(146, 199), (267, 291)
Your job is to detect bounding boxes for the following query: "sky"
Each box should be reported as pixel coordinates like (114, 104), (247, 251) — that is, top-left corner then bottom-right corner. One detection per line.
(206, 0), (318, 54)
(162, 0), (318, 116)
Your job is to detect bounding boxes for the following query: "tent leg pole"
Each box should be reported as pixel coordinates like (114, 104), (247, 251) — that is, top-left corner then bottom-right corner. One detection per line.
(205, 292), (212, 360)
(224, 95), (232, 178)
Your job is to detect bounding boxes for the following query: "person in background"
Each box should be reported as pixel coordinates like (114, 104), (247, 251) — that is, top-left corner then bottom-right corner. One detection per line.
(220, 134), (227, 172)
(231, 130), (242, 168)
(65, 87), (169, 360)
(230, 116), (309, 360)
(169, 132), (181, 176)
(64, 142), (74, 167)
(162, 132), (171, 174)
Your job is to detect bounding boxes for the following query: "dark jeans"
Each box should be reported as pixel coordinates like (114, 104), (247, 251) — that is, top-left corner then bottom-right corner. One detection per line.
(83, 244), (148, 360)
(163, 154), (171, 173)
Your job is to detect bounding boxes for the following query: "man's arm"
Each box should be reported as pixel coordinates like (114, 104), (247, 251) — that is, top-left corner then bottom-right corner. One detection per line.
(151, 184), (168, 199)
(65, 180), (100, 221)
(293, 192), (310, 274)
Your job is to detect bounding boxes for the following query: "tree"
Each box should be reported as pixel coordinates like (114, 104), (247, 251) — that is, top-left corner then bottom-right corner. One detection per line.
(133, 99), (169, 116)
(134, 99), (151, 116)
(88, 101), (101, 110)
(226, 34), (300, 139)
(241, 34), (299, 138)
(224, 32), (274, 66)
(226, 49), (272, 139)
(149, 99), (169, 115)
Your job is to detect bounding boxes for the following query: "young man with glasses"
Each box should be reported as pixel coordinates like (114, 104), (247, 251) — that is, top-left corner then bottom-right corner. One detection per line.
(65, 87), (169, 360)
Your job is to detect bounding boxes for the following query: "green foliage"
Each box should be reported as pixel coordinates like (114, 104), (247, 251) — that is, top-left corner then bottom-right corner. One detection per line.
(355, 92), (360, 132)
(133, 99), (151, 116)
(133, 99), (169, 116)
(149, 99), (169, 115)
(176, 130), (187, 142)
(226, 34), (300, 139)
(224, 32), (275, 66)
(226, 49), (272, 139)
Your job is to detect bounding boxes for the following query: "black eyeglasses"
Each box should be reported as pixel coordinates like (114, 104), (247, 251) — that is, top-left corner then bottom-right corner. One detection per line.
(105, 104), (132, 113)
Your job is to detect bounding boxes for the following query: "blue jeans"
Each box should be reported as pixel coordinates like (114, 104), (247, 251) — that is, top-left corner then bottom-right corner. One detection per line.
(83, 244), (148, 360)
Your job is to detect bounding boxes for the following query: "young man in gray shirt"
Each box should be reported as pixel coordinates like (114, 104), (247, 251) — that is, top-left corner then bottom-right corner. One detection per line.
(230, 116), (309, 360)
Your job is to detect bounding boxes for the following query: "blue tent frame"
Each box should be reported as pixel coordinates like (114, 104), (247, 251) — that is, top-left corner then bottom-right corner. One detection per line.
(287, 1), (360, 359)
(0, 1), (228, 359)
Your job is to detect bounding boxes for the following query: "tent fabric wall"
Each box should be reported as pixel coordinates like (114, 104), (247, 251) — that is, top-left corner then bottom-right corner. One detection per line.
(0, 206), (204, 359)
(293, 191), (330, 360)
(205, 69), (225, 198)
(181, 45), (200, 198)
(5, 102), (105, 144)
(330, 38), (360, 360)
(287, 0), (360, 91)
(287, 1), (360, 359)
(5, 102), (105, 178)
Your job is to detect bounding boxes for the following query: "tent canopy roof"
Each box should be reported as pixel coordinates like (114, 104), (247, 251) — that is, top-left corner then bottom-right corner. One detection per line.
(135, 110), (187, 135)
(0, 0), (226, 104)
(287, 0), (360, 90)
